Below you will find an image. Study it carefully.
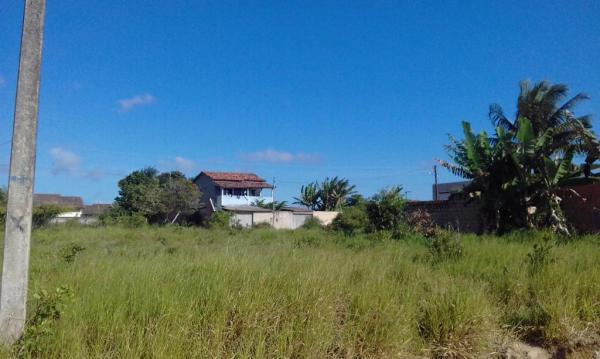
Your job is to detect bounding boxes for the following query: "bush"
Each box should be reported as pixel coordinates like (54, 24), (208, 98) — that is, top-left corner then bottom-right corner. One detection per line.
(253, 221), (272, 229)
(406, 209), (438, 237)
(209, 211), (232, 229)
(32, 205), (65, 228)
(16, 286), (72, 357)
(425, 230), (463, 263)
(330, 205), (369, 235)
(300, 216), (322, 229)
(526, 235), (555, 277)
(365, 186), (406, 232)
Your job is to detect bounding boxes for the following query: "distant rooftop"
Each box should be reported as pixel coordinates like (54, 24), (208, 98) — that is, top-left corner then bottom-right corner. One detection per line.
(33, 194), (84, 209)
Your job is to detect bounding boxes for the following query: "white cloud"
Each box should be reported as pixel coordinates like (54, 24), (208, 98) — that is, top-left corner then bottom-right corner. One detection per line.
(158, 156), (198, 174)
(49, 147), (81, 175)
(116, 93), (156, 112)
(239, 149), (321, 164)
(48, 147), (106, 180)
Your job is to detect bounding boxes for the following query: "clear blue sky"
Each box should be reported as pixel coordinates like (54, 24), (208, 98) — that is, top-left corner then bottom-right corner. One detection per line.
(1, 1), (599, 204)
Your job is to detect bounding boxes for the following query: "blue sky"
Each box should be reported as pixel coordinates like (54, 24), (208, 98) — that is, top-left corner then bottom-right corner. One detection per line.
(1, 1), (599, 204)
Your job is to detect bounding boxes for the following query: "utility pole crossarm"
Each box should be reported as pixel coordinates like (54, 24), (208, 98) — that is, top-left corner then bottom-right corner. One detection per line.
(0, 0), (46, 345)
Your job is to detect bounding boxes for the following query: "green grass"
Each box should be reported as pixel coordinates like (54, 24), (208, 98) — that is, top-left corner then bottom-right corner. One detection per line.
(0, 226), (598, 358)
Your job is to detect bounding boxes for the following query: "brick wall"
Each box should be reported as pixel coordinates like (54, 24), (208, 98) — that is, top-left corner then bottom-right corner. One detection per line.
(406, 198), (484, 233)
(407, 183), (600, 234)
(558, 183), (600, 234)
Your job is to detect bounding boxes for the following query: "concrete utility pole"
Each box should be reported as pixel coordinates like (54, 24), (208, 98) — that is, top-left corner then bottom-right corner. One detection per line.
(433, 165), (439, 201)
(0, 0), (46, 345)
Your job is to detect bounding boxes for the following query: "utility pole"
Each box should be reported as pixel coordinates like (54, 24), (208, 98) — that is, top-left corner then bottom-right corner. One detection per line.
(433, 165), (439, 201)
(0, 0), (46, 345)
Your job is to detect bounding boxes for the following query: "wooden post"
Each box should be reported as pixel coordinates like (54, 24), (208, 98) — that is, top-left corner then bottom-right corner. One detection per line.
(0, 0), (46, 345)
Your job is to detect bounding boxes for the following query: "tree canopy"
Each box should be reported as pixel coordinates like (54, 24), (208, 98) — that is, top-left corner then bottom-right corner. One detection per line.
(112, 168), (202, 224)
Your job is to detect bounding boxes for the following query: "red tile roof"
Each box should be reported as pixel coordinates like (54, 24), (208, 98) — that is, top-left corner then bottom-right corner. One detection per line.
(196, 171), (273, 188)
(203, 172), (264, 181)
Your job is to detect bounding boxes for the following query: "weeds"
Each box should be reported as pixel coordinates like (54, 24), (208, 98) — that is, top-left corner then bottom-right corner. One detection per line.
(0, 226), (595, 357)
(426, 231), (463, 263)
(15, 286), (72, 357)
(60, 244), (85, 264)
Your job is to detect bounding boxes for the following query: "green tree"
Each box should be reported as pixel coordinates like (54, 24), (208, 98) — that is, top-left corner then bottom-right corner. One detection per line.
(442, 81), (600, 234)
(157, 171), (202, 224)
(112, 168), (202, 224)
(365, 186), (406, 231)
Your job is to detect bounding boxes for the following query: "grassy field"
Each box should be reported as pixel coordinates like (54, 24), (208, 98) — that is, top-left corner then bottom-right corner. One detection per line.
(0, 225), (598, 358)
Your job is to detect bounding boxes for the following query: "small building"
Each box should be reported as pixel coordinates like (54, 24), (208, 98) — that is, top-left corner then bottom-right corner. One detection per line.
(193, 171), (274, 211)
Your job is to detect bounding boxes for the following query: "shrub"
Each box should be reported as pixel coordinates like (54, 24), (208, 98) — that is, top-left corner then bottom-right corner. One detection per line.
(209, 211), (232, 229)
(406, 209), (438, 237)
(300, 216), (323, 229)
(330, 205), (369, 235)
(425, 230), (463, 263)
(60, 244), (86, 264)
(33, 205), (66, 228)
(253, 221), (272, 229)
(365, 186), (406, 232)
(526, 235), (555, 277)
(16, 286), (72, 357)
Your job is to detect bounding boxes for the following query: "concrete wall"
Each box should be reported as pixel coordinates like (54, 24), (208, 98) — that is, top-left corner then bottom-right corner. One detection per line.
(406, 199), (484, 233)
(312, 211), (339, 226)
(249, 211), (315, 229)
(231, 213), (253, 228)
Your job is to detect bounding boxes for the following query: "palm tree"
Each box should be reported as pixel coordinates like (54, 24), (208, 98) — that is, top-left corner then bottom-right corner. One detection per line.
(293, 182), (321, 210)
(320, 177), (357, 211)
(490, 80), (599, 168)
(294, 177), (357, 211)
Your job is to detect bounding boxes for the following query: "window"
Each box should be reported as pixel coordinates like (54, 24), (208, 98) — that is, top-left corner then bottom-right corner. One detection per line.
(233, 188), (245, 196)
(249, 189), (261, 196)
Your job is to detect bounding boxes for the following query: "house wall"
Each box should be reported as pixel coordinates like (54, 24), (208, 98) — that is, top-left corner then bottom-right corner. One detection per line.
(194, 174), (218, 213)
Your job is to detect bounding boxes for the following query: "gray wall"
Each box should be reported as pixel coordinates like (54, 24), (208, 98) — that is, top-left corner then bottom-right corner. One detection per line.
(194, 174), (218, 214)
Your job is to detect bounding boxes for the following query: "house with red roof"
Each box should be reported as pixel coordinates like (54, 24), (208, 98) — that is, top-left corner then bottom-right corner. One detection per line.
(193, 171), (274, 211)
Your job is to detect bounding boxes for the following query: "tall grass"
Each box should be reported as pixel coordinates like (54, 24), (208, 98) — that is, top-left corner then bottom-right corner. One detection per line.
(0, 226), (598, 357)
